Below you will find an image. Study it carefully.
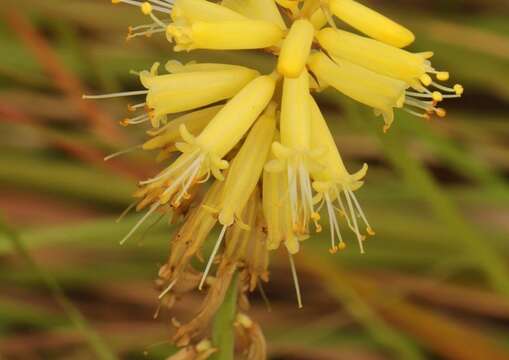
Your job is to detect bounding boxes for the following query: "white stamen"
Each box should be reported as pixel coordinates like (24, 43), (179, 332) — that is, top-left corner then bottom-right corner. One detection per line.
(115, 0), (173, 13)
(402, 108), (429, 118)
(158, 278), (178, 299)
(120, 201), (160, 245)
(82, 90), (148, 100)
(199, 225), (228, 290)
(343, 190), (365, 254)
(104, 145), (142, 161)
(116, 201), (138, 223)
(139, 149), (200, 185)
(347, 188), (372, 231)
(288, 252), (303, 309)
(128, 28), (166, 39)
(325, 192), (343, 252)
(430, 81), (457, 93)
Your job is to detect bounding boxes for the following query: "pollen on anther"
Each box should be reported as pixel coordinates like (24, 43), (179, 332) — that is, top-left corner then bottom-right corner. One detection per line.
(435, 108), (447, 118)
(141, 2), (152, 15)
(454, 84), (464, 95)
(420, 74), (432, 86)
(432, 91), (443, 102)
(436, 72), (449, 81)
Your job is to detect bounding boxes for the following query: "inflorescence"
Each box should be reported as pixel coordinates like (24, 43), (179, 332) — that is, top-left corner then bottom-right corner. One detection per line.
(85, 0), (463, 357)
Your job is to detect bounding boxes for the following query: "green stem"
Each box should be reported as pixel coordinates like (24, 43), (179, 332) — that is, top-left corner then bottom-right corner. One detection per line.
(211, 273), (239, 360)
(0, 216), (117, 360)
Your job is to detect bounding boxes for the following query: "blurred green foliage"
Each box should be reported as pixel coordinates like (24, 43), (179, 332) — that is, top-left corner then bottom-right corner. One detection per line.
(1, 1), (509, 359)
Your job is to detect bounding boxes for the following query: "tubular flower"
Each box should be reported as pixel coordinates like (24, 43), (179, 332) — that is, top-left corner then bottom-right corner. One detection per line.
(308, 52), (407, 132)
(327, 0), (415, 48)
(90, 0), (464, 354)
(265, 70), (323, 238)
(309, 96), (373, 254)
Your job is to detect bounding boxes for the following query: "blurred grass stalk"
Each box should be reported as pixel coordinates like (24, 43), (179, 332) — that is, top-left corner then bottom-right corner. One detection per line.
(0, 216), (118, 360)
(338, 97), (509, 296)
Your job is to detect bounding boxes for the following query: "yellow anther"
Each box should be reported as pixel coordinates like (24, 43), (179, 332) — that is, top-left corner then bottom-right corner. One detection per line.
(367, 227), (375, 236)
(454, 84), (464, 95)
(141, 2), (152, 15)
(337, 242), (347, 250)
(436, 71), (449, 81)
(431, 91), (443, 102)
(420, 74), (432, 86)
(111, 0), (121, 4)
(119, 118), (129, 127)
(435, 108), (446, 118)
(329, 246), (338, 254)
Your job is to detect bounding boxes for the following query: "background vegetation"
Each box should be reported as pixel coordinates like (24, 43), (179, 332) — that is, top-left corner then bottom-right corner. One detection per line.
(1, 0), (509, 359)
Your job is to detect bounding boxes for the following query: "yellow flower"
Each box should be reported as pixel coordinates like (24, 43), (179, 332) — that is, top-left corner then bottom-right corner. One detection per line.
(93, 0), (465, 316)
(263, 136), (305, 255)
(327, 0), (415, 48)
(167, 0), (283, 51)
(309, 96), (373, 254)
(143, 62), (259, 126)
(277, 19), (314, 77)
(308, 51), (407, 132)
(265, 70), (323, 237)
(198, 104), (276, 289)
(221, 0), (287, 29)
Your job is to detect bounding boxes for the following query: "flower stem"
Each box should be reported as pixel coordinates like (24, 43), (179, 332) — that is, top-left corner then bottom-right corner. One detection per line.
(211, 272), (239, 360)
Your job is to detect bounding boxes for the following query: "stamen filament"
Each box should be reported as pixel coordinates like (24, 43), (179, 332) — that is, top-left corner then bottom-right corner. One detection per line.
(104, 144), (142, 161)
(158, 278), (178, 299)
(120, 201), (160, 245)
(288, 252), (303, 309)
(199, 225), (228, 290)
(82, 90), (148, 99)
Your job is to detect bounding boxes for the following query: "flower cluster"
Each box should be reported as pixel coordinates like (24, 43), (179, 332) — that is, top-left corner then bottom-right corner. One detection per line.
(87, 0), (462, 356)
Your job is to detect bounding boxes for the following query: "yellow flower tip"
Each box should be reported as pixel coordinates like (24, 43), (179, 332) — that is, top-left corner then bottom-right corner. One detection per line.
(337, 241), (347, 251)
(111, 0), (121, 4)
(119, 118), (130, 127)
(277, 19), (315, 78)
(436, 71), (450, 81)
(420, 51), (434, 59)
(367, 227), (375, 236)
(168, 20), (284, 51)
(275, 0), (300, 17)
(310, 8), (328, 30)
(329, 246), (338, 254)
(454, 84), (464, 95)
(141, 2), (152, 15)
(328, 0), (415, 48)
